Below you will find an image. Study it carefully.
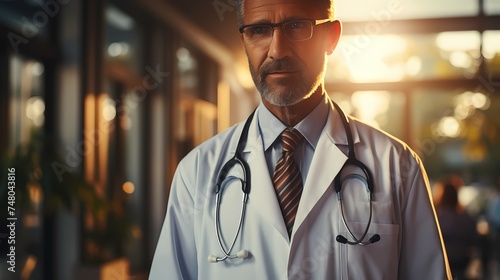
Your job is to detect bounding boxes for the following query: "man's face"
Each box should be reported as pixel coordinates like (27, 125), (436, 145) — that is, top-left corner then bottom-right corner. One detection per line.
(241, 0), (340, 107)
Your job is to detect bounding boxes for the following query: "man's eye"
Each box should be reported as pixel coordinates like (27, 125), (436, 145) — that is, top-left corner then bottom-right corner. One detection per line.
(248, 26), (268, 35)
(289, 21), (307, 29)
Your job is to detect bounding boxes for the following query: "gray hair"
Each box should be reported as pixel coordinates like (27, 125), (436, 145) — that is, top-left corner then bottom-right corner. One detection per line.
(236, 0), (335, 26)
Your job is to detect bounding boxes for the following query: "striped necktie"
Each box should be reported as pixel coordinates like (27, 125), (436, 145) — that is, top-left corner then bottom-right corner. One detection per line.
(273, 128), (304, 238)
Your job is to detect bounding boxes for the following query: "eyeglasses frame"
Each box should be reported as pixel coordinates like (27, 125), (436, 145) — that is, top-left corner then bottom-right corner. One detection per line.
(239, 18), (332, 43)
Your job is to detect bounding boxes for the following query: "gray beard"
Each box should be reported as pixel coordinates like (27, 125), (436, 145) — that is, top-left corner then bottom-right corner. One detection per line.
(248, 57), (325, 107)
(257, 81), (307, 106)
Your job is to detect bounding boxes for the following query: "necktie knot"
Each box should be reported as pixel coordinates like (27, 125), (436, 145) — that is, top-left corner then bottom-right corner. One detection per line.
(281, 128), (303, 153)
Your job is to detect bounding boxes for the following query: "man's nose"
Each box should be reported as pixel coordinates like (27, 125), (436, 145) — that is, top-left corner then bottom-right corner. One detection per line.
(268, 28), (292, 60)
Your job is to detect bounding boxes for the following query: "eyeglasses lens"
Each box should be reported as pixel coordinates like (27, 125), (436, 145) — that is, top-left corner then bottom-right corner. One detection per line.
(243, 20), (313, 45)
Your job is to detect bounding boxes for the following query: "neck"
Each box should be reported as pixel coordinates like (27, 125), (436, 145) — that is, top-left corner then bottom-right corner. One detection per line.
(263, 87), (324, 127)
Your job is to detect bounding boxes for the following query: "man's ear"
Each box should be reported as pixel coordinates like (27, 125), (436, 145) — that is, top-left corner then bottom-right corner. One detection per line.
(326, 20), (342, 55)
(239, 32), (248, 51)
(239, 32), (246, 45)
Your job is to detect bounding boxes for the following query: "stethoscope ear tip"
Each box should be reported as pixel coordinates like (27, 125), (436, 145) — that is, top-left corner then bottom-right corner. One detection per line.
(208, 255), (219, 263)
(336, 235), (348, 244)
(369, 234), (381, 243)
(336, 234), (380, 245)
(237, 249), (249, 259)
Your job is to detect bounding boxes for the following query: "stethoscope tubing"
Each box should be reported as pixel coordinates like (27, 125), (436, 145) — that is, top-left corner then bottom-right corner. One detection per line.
(338, 195), (374, 245)
(210, 102), (380, 263)
(214, 177), (249, 262)
(332, 101), (379, 246)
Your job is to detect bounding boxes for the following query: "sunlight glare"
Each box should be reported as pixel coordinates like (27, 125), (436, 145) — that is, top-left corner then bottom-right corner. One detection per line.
(340, 35), (407, 82)
(449, 51), (473, 69)
(437, 117), (461, 138)
(103, 98), (117, 121)
(436, 31), (480, 52)
(351, 91), (390, 128)
(406, 56), (422, 76)
(483, 31), (500, 59)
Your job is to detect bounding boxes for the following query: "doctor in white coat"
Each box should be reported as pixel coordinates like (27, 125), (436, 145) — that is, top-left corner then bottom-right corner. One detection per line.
(150, 0), (453, 279)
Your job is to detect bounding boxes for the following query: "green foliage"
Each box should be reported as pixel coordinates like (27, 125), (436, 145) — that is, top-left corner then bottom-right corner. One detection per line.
(0, 129), (133, 264)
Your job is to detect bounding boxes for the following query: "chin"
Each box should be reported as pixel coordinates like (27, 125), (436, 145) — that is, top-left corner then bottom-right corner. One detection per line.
(267, 98), (303, 107)
(262, 91), (304, 107)
(265, 84), (321, 106)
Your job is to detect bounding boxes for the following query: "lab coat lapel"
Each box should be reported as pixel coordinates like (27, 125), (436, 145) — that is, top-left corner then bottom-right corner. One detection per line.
(242, 113), (290, 241)
(292, 101), (349, 238)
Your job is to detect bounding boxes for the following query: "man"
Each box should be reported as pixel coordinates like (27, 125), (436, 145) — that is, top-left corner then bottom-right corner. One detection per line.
(150, 0), (452, 279)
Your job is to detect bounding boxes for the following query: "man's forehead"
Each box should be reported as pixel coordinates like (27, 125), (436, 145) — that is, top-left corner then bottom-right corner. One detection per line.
(243, 0), (324, 23)
(245, 0), (306, 5)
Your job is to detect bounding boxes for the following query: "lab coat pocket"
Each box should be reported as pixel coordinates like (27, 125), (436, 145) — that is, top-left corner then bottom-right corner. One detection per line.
(340, 222), (400, 280)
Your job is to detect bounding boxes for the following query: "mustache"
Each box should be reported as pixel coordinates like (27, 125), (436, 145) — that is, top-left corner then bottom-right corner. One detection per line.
(259, 58), (302, 77)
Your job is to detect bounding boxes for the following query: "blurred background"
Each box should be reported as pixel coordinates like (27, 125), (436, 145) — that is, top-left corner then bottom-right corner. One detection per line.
(0, 0), (499, 279)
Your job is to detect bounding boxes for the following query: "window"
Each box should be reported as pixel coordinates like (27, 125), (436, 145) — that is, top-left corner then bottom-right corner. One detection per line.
(485, 0), (500, 15)
(106, 4), (142, 72)
(327, 32), (482, 83)
(329, 91), (406, 137)
(411, 88), (499, 180)
(9, 55), (45, 149)
(483, 31), (500, 76)
(335, 0), (479, 21)
(0, 0), (52, 40)
(327, 0), (500, 187)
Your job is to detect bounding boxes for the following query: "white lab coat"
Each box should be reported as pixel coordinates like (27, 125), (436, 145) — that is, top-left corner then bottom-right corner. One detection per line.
(150, 98), (452, 280)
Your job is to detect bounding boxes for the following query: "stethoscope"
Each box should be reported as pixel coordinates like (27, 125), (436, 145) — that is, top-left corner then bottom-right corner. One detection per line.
(208, 102), (379, 264)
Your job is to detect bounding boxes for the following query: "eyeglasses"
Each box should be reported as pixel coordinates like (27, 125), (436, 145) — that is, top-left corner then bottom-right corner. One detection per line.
(239, 19), (331, 45)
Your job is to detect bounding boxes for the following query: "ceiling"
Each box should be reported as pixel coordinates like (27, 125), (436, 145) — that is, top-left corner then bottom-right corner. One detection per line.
(167, 0), (245, 63)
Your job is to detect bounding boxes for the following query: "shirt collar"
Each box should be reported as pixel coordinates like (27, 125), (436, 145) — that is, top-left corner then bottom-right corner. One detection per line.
(257, 95), (329, 151)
